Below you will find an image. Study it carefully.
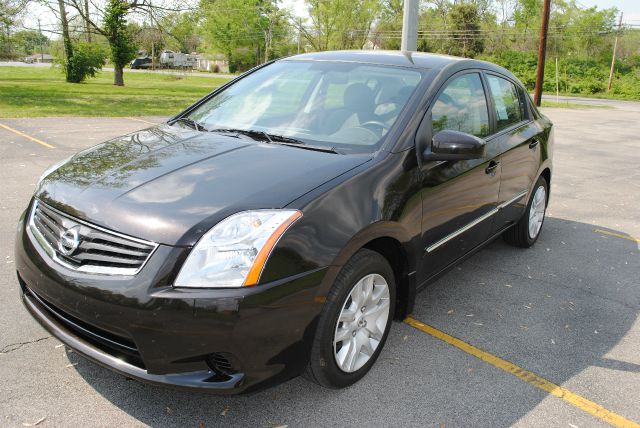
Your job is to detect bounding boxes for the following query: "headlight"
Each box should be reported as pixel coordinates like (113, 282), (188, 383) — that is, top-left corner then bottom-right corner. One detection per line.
(37, 155), (73, 187)
(174, 210), (302, 288)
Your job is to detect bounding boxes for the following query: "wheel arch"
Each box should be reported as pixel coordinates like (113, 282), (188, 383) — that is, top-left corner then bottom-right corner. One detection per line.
(362, 237), (414, 320)
(318, 221), (418, 321)
(540, 167), (551, 199)
(534, 164), (552, 204)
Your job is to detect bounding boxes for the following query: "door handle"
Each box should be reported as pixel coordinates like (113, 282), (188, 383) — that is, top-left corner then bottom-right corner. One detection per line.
(485, 160), (500, 175)
(529, 139), (540, 149)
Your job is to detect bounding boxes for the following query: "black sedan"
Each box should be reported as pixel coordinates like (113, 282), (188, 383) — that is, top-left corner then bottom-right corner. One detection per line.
(15, 51), (553, 394)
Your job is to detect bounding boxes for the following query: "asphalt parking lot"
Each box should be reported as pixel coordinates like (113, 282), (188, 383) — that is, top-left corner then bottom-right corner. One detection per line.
(1, 101), (639, 427)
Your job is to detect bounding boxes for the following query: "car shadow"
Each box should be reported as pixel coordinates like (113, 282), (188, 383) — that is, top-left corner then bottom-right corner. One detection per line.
(67, 216), (639, 427)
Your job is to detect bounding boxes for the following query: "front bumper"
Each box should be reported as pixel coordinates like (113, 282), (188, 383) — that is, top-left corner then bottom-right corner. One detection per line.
(15, 208), (327, 394)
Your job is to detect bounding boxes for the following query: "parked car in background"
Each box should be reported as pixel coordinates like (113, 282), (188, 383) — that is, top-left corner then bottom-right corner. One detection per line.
(16, 50), (553, 394)
(130, 57), (153, 69)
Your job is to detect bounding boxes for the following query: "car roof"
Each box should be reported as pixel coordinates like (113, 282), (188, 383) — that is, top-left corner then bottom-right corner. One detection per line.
(281, 50), (519, 83)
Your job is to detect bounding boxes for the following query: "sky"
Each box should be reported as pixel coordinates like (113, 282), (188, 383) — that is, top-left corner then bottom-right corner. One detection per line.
(576, 0), (640, 23)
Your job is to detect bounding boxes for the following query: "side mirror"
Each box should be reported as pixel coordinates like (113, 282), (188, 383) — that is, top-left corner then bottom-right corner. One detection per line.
(423, 130), (486, 162)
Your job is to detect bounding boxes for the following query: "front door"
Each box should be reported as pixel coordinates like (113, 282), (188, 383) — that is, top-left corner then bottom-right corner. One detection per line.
(417, 72), (501, 283)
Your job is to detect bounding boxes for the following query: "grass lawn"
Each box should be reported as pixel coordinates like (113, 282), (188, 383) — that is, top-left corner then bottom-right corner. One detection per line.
(540, 100), (612, 109)
(0, 66), (232, 117)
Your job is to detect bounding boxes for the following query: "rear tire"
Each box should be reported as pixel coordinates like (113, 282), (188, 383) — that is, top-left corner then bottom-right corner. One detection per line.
(305, 248), (396, 389)
(503, 176), (548, 248)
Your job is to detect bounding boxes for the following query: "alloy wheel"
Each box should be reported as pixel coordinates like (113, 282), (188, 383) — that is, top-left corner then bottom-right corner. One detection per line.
(528, 185), (546, 239)
(333, 273), (391, 373)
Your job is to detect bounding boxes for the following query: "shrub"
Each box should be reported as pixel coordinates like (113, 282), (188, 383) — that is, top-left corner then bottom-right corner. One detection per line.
(228, 48), (255, 73)
(611, 71), (640, 99)
(479, 50), (640, 99)
(64, 42), (107, 83)
(479, 50), (538, 90)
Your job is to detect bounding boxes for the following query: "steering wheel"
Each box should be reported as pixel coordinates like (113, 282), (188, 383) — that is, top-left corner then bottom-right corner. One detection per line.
(360, 120), (391, 134)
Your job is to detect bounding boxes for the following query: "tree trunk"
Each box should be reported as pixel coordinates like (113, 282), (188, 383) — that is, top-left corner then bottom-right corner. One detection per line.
(57, 0), (74, 82)
(114, 64), (124, 86)
(264, 27), (271, 64)
(84, 0), (91, 42)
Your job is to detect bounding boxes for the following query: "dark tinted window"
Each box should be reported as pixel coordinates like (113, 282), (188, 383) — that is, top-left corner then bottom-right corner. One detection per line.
(432, 73), (489, 138)
(486, 75), (526, 131)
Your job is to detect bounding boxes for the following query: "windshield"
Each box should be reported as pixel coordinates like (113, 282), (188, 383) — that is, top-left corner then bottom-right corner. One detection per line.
(187, 61), (423, 153)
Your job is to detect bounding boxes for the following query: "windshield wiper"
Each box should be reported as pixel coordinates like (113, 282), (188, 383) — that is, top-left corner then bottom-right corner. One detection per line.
(208, 128), (271, 141)
(169, 117), (208, 132)
(209, 128), (340, 154)
(266, 135), (340, 154)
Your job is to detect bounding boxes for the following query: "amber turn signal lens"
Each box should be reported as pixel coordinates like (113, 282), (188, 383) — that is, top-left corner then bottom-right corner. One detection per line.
(243, 211), (302, 286)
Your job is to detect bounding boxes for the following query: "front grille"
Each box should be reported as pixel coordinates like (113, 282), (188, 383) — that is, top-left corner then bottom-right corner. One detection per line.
(29, 200), (157, 275)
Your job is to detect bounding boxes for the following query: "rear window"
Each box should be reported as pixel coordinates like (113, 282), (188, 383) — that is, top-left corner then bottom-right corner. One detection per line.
(486, 75), (526, 131)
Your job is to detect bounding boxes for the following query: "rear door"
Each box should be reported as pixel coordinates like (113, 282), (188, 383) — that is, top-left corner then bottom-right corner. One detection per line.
(483, 73), (543, 233)
(418, 72), (501, 282)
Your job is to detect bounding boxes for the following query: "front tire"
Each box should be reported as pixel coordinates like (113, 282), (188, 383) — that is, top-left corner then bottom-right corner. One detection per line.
(503, 176), (548, 248)
(305, 249), (396, 388)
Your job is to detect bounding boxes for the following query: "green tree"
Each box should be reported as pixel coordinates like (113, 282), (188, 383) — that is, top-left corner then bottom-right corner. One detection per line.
(1, 0), (27, 58)
(57, 0), (76, 82)
(302, 0), (380, 51)
(7, 30), (48, 56)
(0, 0), (24, 30)
(512, 0), (542, 51)
(63, 0), (173, 85)
(159, 12), (202, 54)
(551, 2), (617, 58)
(102, 0), (136, 86)
(371, 0), (403, 50)
(200, 0), (291, 71)
(447, 2), (485, 57)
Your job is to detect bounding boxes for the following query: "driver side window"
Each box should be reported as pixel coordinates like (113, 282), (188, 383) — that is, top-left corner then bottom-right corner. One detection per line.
(432, 73), (489, 138)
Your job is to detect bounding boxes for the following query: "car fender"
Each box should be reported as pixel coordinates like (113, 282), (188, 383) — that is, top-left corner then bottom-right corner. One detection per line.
(317, 220), (418, 296)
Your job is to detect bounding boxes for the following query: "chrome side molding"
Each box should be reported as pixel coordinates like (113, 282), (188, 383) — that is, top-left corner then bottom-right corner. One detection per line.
(425, 190), (528, 254)
(498, 190), (528, 210)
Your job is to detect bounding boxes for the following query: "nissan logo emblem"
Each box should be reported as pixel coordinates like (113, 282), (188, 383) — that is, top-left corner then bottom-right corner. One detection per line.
(58, 227), (80, 256)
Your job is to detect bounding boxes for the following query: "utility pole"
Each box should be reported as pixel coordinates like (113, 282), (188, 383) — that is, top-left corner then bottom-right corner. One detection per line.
(533, 0), (551, 107)
(401, 0), (419, 51)
(37, 18), (44, 62)
(607, 12), (623, 93)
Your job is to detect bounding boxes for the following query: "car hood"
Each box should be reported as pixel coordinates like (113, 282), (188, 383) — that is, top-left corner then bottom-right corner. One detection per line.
(36, 124), (370, 246)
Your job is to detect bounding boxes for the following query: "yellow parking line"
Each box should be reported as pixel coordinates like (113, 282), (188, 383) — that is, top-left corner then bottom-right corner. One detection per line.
(126, 117), (157, 125)
(0, 123), (55, 149)
(594, 229), (640, 244)
(404, 316), (640, 428)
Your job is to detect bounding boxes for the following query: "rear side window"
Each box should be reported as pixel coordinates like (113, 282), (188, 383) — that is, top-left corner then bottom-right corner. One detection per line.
(486, 75), (526, 131)
(431, 73), (489, 138)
